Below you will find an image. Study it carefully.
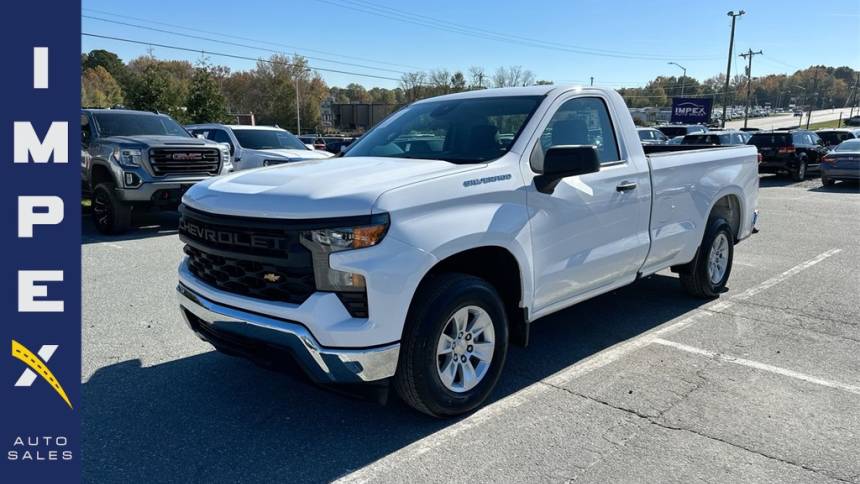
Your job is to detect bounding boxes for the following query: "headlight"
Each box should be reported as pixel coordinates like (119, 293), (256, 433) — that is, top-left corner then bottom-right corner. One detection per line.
(300, 213), (389, 292)
(113, 147), (142, 167)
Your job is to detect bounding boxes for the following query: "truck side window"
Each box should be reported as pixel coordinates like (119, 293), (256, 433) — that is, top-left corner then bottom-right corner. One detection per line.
(539, 97), (620, 164)
(208, 129), (235, 153)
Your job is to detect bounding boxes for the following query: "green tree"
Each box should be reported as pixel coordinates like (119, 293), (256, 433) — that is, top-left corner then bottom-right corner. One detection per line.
(82, 49), (128, 86)
(187, 65), (228, 123)
(81, 66), (124, 108)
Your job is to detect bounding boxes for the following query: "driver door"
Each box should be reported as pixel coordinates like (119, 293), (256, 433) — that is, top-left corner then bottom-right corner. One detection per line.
(526, 95), (651, 311)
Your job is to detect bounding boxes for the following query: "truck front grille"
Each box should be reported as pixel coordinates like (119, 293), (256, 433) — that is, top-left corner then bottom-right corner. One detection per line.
(184, 245), (315, 304)
(149, 148), (221, 176)
(179, 206), (316, 305)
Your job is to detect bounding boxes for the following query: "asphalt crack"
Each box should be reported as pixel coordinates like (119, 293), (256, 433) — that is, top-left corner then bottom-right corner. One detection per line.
(544, 381), (854, 483)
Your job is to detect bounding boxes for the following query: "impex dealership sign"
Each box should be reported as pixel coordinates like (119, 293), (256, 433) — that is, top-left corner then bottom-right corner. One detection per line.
(670, 97), (713, 124)
(1, 0), (81, 482)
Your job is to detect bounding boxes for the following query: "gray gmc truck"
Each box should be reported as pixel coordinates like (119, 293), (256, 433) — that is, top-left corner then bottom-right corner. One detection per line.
(81, 109), (232, 234)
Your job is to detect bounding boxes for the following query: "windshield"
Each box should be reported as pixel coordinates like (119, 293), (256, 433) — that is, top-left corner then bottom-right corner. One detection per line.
(232, 129), (308, 150)
(94, 112), (190, 138)
(834, 139), (860, 152)
(343, 95), (543, 163)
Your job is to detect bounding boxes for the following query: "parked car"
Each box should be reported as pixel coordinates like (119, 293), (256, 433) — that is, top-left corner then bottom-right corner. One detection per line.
(667, 135), (685, 145)
(816, 128), (860, 150)
(298, 135), (329, 151)
(821, 139), (860, 186)
(681, 131), (748, 146)
(637, 127), (669, 145)
(747, 129), (828, 181)
(844, 115), (860, 127)
(186, 124), (333, 171)
(793, 110), (804, 117)
(655, 124), (708, 138)
(176, 86), (759, 417)
(81, 109), (231, 234)
(321, 136), (357, 154)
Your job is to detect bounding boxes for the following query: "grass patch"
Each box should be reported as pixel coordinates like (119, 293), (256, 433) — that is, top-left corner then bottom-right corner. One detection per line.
(803, 119), (847, 130)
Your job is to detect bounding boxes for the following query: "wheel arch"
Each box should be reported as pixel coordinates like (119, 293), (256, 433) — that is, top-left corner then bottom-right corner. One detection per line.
(413, 244), (531, 347)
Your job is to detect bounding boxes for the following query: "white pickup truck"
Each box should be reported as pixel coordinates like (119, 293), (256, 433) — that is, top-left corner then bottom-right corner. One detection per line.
(176, 86), (758, 417)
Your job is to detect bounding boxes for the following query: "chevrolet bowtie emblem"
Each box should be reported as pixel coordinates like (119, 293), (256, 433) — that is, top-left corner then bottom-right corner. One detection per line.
(263, 273), (281, 283)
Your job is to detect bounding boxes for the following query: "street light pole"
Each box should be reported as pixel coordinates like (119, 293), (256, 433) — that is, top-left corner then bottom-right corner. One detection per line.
(721, 10), (745, 128)
(667, 62), (687, 97)
(739, 48), (763, 129)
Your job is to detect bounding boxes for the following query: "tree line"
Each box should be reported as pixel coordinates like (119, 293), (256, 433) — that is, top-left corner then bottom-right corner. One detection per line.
(81, 48), (858, 134)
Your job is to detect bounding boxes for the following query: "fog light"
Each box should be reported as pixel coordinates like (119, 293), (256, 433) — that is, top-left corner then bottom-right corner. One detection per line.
(124, 172), (141, 188)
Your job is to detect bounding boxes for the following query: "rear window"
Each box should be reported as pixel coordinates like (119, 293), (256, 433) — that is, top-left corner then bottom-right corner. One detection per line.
(656, 126), (687, 138)
(682, 134), (720, 145)
(818, 131), (855, 146)
(748, 133), (792, 147)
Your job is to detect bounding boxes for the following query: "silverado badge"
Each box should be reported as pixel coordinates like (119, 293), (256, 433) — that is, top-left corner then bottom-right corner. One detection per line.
(263, 273), (281, 283)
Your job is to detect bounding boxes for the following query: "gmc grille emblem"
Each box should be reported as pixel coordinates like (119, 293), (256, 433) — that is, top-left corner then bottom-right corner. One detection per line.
(172, 152), (203, 161)
(179, 219), (289, 251)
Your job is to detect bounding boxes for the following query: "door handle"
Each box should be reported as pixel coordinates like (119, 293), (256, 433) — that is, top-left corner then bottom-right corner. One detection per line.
(616, 181), (637, 192)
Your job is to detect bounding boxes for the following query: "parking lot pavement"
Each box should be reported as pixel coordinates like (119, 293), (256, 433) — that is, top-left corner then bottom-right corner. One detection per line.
(82, 177), (860, 483)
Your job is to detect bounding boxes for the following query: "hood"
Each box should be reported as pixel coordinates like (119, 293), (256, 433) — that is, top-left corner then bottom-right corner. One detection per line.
(183, 156), (481, 219)
(99, 135), (217, 147)
(246, 148), (333, 160)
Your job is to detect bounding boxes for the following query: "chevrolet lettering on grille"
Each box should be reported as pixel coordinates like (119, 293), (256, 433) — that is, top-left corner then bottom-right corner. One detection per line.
(179, 219), (289, 251)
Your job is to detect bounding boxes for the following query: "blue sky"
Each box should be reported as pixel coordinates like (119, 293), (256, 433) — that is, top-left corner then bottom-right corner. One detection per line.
(82, 0), (860, 89)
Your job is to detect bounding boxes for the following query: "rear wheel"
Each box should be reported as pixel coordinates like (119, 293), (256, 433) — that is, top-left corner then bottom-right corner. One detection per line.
(92, 182), (132, 234)
(394, 273), (508, 417)
(679, 217), (734, 298)
(792, 158), (807, 181)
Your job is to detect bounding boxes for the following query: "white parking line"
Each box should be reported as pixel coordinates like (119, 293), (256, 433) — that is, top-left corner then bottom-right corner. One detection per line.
(334, 248), (843, 483)
(653, 338), (860, 396)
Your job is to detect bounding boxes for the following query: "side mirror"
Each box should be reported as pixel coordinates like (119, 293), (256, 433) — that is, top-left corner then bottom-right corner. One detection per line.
(534, 145), (601, 194)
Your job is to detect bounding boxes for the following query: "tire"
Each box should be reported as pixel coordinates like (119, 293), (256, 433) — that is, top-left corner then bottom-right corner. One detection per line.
(394, 273), (509, 417)
(92, 182), (132, 234)
(822, 176), (835, 187)
(679, 217), (734, 299)
(792, 158), (807, 181)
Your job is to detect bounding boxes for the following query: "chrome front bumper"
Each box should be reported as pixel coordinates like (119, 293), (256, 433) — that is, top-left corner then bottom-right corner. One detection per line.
(177, 284), (399, 383)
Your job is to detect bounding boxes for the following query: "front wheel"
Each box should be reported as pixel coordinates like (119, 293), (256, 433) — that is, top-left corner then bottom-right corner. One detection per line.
(92, 182), (132, 234)
(679, 217), (734, 298)
(394, 273), (508, 417)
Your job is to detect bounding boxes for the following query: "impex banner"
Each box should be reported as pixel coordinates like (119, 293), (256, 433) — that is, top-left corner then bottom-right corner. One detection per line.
(670, 97), (713, 124)
(0, 0), (82, 482)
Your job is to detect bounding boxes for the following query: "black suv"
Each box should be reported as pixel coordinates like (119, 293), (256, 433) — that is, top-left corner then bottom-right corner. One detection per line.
(747, 130), (828, 181)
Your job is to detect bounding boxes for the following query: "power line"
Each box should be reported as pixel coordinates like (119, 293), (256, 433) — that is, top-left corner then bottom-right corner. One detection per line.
(83, 15), (410, 75)
(342, 0), (721, 60)
(82, 7), (426, 71)
(315, 0), (723, 61)
(81, 33), (403, 82)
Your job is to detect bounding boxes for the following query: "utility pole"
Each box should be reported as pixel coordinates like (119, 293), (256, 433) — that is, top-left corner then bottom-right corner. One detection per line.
(668, 62), (687, 96)
(295, 76), (301, 135)
(590, 76), (594, 86)
(721, 10), (745, 128)
(848, 73), (859, 118)
(806, 68), (820, 130)
(739, 49), (763, 129)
